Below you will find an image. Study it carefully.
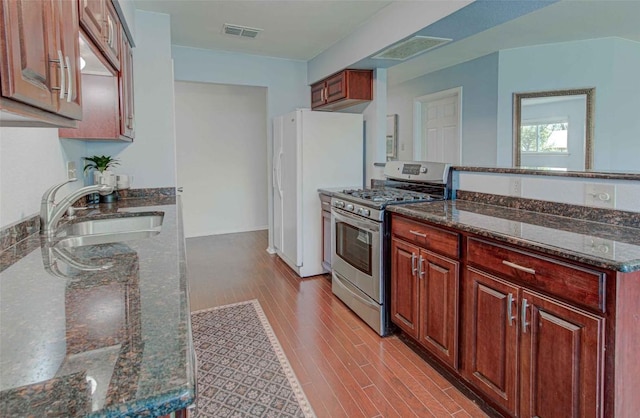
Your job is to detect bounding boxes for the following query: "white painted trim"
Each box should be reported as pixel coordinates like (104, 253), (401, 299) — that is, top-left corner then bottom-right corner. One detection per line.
(413, 86), (463, 163)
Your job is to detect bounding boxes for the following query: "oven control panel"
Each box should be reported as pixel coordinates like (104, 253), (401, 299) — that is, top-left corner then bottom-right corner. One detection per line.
(384, 160), (450, 183)
(331, 199), (381, 221)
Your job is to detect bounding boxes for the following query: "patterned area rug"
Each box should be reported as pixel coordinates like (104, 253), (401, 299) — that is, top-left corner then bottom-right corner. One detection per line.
(191, 300), (315, 418)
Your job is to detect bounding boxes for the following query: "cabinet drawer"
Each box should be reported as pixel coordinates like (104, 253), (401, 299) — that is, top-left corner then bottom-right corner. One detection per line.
(392, 216), (459, 259)
(319, 193), (331, 213)
(467, 238), (605, 312)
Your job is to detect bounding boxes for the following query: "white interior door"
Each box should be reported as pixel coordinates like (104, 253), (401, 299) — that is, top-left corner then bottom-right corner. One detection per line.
(414, 87), (461, 164)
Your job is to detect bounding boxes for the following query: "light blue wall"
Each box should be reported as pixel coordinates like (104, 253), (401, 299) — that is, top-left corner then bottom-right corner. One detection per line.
(387, 52), (499, 165)
(497, 37), (640, 170)
(171, 46), (309, 118)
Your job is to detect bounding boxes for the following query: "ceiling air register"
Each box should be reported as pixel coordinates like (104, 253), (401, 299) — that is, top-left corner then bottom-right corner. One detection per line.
(222, 23), (262, 39)
(373, 35), (451, 61)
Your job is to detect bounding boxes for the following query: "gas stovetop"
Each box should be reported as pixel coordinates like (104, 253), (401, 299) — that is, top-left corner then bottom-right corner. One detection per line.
(339, 187), (439, 205)
(330, 160), (450, 221)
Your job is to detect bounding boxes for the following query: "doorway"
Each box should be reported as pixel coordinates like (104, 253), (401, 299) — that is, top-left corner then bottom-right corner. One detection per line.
(174, 81), (268, 238)
(413, 87), (462, 164)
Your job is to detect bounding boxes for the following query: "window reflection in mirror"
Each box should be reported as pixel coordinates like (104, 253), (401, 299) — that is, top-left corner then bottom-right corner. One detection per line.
(513, 88), (594, 171)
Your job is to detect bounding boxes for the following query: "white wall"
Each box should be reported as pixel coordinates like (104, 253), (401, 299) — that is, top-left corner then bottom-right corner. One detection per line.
(174, 81), (268, 237)
(171, 46), (308, 250)
(87, 10), (177, 189)
(497, 38), (640, 170)
(0, 129), (86, 226)
(457, 171), (640, 214)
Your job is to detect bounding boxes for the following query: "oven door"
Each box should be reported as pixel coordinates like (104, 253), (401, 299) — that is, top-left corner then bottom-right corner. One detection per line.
(331, 207), (382, 303)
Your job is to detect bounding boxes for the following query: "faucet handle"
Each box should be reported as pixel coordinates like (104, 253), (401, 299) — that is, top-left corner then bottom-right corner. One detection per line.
(41, 178), (78, 204)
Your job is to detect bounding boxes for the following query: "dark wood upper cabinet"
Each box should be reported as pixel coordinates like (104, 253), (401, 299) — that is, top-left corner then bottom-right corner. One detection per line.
(310, 69), (373, 111)
(79, 0), (120, 70)
(0, 0), (82, 126)
(119, 32), (134, 140)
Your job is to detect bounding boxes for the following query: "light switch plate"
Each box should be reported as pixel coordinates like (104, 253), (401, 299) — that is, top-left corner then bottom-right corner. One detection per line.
(67, 161), (77, 180)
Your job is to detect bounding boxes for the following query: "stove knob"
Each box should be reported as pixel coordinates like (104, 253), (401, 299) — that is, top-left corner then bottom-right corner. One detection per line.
(334, 200), (345, 208)
(346, 204), (354, 211)
(361, 208), (370, 216)
(420, 166), (428, 173)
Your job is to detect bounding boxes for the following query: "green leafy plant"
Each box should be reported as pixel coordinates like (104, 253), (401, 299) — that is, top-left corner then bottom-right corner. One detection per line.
(83, 155), (120, 174)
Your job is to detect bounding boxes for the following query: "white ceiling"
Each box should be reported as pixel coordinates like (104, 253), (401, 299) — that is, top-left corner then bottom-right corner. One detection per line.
(134, 0), (393, 61)
(134, 0), (640, 84)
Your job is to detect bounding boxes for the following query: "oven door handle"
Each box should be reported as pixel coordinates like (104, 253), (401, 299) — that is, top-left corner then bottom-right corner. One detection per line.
(332, 207), (379, 233)
(333, 273), (380, 309)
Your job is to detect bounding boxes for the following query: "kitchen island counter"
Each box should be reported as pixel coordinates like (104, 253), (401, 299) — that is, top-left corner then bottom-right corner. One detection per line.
(0, 196), (195, 417)
(388, 198), (640, 272)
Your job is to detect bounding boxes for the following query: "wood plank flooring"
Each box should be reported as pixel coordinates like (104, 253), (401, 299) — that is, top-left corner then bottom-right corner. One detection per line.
(186, 230), (489, 418)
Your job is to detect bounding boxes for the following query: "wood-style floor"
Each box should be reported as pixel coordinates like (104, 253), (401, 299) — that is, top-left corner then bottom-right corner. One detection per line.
(186, 230), (488, 418)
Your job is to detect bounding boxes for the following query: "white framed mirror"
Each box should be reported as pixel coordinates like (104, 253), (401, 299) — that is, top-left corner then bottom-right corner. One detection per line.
(513, 88), (595, 170)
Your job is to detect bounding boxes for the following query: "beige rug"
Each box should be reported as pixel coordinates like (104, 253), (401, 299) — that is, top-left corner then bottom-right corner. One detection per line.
(191, 300), (315, 418)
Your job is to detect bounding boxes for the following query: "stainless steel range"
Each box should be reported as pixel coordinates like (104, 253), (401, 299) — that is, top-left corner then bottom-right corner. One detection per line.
(330, 161), (450, 336)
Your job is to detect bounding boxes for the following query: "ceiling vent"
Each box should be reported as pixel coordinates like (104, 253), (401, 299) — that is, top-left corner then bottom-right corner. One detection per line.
(372, 36), (451, 61)
(223, 23), (262, 39)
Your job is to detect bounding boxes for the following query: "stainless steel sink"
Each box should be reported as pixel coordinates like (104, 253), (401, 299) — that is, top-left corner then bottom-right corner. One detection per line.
(58, 213), (164, 236)
(54, 230), (161, 248)
(53, 213), (164, 248)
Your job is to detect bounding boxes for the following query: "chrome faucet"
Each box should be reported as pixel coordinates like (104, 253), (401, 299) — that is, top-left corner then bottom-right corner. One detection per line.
(40, 178), (114, 236)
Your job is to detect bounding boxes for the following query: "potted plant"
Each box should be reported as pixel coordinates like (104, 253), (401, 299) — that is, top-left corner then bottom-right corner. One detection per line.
(83, 155), (120, 174)
(84, 155), (120, 203)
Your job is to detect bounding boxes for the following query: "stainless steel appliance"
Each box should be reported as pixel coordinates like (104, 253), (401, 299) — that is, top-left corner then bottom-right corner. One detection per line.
(331, 161), (450, 336)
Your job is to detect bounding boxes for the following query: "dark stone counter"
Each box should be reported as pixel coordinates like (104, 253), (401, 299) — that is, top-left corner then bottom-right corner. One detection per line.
(0, 196), (195, 416)
(388, 199), (640, 272)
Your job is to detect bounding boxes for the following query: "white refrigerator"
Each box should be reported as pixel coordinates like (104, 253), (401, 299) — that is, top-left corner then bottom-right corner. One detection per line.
(273, 109), (363, 277)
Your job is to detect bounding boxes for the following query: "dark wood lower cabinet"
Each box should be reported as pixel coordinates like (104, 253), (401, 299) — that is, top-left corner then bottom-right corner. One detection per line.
(388, 213), (639, 417)
(391, 235), (459, 369)
(520, 291), (602, 418)
(463, 268), (519, 415)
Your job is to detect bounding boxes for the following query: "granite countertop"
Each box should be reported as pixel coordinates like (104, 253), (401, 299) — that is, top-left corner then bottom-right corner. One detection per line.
(0, 197), (196, 416)
(388, 199), (640, 272)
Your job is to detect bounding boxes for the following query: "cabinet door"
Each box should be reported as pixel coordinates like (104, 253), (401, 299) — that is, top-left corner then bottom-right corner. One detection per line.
(0, 0), (57, 112)
(325, 71), (347, 104)
(520, 291), (603, 418)
(463, 267), (519, 416)
(310, 81), (325, 109)
(391, 238), (420, 339)
(103, 0), (120, 70)
(119, 31), (134, 139)
(79, 0), (105, 48)
(52, 0), (82, 120)
(322, 209), (331, 270)
(418, 250), (459, 369)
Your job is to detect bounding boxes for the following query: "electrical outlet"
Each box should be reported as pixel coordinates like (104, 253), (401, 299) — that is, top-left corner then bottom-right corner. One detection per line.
(509, 178), (521, 196)
(67, 161), (77, 180)
(585, 184), (615, 209)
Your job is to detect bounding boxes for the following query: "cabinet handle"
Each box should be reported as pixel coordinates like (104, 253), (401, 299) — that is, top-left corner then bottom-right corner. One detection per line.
(502, 260), (536, 275)
(418, 255), (426, 279)
(320, 88), (324, 102)
(64, 56), (73, 102)
(411, 253), (417, 276)
(521, 298), (530, 333)
(50, 50), (65, 99)
(507, 293), (516, 326)
(409, 230), (427, 238)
